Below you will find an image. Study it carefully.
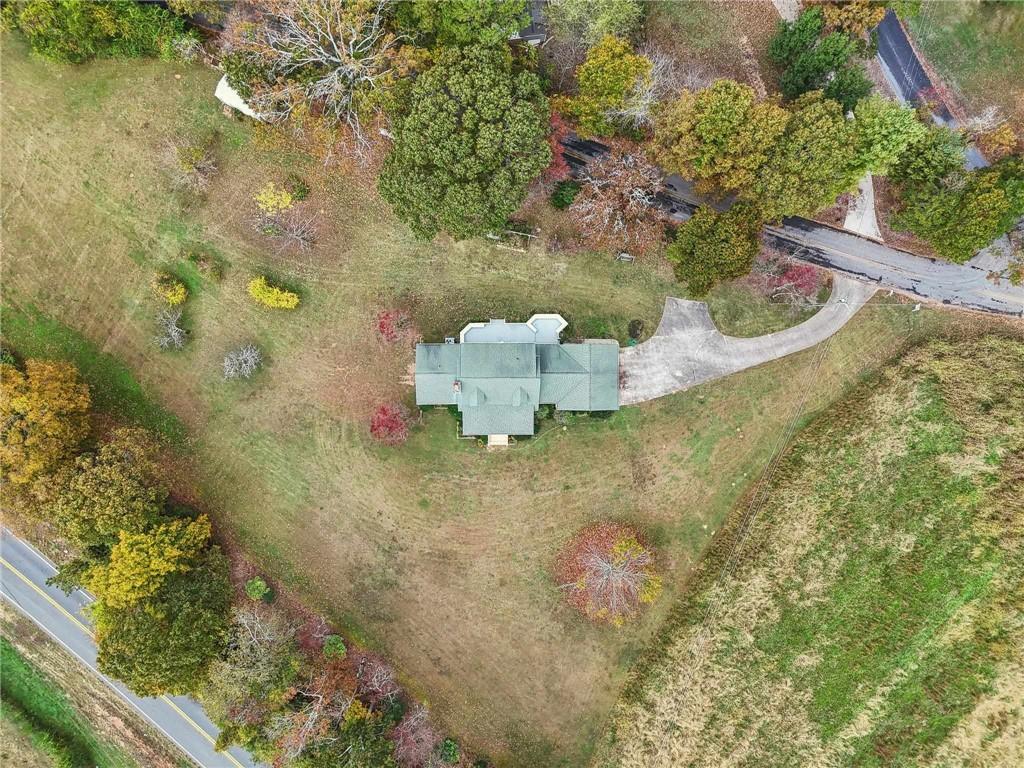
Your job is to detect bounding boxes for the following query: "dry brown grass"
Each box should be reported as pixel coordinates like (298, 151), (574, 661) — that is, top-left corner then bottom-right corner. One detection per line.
(0, 605), (181, 768)
(644, 0), (781, 91)
(595, 333), (1024, 768)
(0, 34), (958, 766)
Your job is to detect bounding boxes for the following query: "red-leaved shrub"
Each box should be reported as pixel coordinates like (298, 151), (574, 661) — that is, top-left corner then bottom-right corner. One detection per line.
(375, 309), (413, 343)
(370, 403), (410, 445)
(544, 113), (573, 183)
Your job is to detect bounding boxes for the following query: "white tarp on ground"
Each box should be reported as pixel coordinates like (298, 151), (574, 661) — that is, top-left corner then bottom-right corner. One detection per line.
(214, 75), (262, 120)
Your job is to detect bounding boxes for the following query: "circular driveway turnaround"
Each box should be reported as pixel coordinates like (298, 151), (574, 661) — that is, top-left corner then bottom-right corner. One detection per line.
(620, 276), (878, 405)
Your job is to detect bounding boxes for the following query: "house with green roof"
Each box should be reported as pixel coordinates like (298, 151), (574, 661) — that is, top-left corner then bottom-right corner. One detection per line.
(415, 314), (619, 445)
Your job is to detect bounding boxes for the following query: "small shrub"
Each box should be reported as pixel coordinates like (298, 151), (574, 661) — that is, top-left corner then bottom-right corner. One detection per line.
(186, 248), (224, 281)
(154, 308), (187, 350)
(152, 272), (188, 306)
(544, 113), (573, 183)
(248, 276), (300, 310)
(254, 182), (293, 215)
(438, 737), (460, 764)
(323, 634), (347, 659)
(627, 319), (644, 340)
(370, 404), (411, 446)
(223, 344), (262, 380)
(0, 347), (17, 366)
(286, 173), (310, 201)
(551, 180), (581, 210)
(244, 576), (271, 602)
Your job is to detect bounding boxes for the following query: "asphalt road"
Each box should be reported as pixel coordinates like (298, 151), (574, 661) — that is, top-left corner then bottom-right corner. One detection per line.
(875, 9), (988, 169)
(562, 139), (1024, 317)
(0, 528), (262, 768)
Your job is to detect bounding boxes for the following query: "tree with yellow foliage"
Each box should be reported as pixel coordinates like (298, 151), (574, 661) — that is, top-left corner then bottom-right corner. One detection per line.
(52, 428), (165, 551)
(556, 36), (652, 138)
(0, 359), (91, 488)
(652, 80), (789, 197)
(86, 516), (212, 609)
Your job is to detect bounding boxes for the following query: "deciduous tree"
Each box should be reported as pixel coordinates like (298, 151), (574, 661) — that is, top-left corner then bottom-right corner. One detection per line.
(221, 0), (406, 148)
(52, 428), (166, 553)
(545, 0), (643, 47)
(852, 95), (928, 176)
(394, 0), (528, 46)
(816, 0), (887, 39)
(567, 142), (665, 255)
(667, 205), (764, 296)
(3, 0), (193, 63)
(893, 157), (1024, 263)
(555, 523), (662, 626)
(889, 124), (966, 187)
(95, 548), (232, 696)
(202, 604), (304, 731)
(651, 80), (789, 196)
(85, 516), (213, 609)
(752, 92), (859, 220)
(378, 45), (550, 240)
(1, 359), (90, 488)
(556, 35), (651, 137)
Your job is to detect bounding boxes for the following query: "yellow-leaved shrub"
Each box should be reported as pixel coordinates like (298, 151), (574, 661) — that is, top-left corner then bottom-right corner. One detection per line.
(248, 275), (300, 309)
(153, 272), (188, 305)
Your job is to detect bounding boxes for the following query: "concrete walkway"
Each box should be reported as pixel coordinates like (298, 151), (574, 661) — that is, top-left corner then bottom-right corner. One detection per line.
(619, 276), (877, 405)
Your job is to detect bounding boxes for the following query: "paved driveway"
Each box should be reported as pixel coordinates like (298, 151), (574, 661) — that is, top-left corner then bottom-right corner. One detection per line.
(620, 276), (877, 405)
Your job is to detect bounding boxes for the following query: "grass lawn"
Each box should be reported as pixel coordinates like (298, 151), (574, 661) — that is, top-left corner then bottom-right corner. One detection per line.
(705, 280), (831, 338)
(596, 332), (1024, 767)
(907, 1), (1024, 130)
(1, 635), (139, 768)
(0, 35), (970, 766)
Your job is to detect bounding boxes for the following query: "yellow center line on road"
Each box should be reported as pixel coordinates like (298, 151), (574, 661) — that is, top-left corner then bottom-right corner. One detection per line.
(1, 556), (93, 635)
(1, 555), (245, 768)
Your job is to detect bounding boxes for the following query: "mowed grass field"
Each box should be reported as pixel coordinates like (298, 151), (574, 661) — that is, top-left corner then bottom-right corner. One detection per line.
(0, 36), (969, 765)
(908, 0), (1024, 130)
(596, 333), (1024, 768)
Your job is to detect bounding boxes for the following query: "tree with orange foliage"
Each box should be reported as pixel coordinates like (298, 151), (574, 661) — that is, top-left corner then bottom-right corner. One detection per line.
(556, 523), (662, 626)
(1, 358), (91, 489)
(271, 660), (358, 763)
(566, 141), (665, 256)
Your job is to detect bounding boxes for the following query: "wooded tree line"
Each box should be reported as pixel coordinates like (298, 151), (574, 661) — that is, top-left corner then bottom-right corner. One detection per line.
(5, 0), (1021, 288)
(0, 355), (450, 767)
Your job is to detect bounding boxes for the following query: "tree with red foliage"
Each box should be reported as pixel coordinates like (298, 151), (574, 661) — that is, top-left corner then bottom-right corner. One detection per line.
(544, 113), (573, 183)
(555, 523), (662, 626)
(566, 141), (665, 256)
(370, 404), (410, 445)
(375, 309), (414, 343)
